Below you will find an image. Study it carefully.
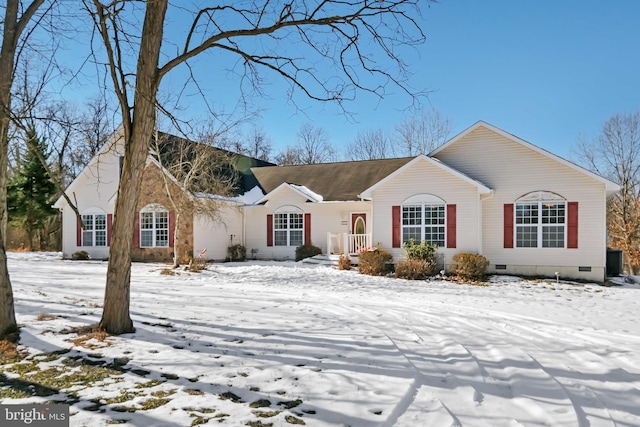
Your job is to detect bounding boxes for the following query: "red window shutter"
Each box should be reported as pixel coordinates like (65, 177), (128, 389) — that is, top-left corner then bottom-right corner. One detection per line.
(77, 216), (82, 246)
(304, 213), (311, 245)
(267, 214), (273, 247)
(168, 211), (176, 247)
(133, 212), (140, 248)
(107, 214), (113, 246)
(504, 204), (514, 248)
(446, 204), (457, 248)
(567, 202), (578, 249)
(392, 206), (401, 248)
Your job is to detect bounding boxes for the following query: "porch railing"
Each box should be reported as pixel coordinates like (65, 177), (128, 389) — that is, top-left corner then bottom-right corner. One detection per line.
(327, 232), (372, 256)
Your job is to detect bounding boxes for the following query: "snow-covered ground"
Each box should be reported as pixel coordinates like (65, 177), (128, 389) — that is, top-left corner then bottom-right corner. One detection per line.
(3, 251), (640, 427)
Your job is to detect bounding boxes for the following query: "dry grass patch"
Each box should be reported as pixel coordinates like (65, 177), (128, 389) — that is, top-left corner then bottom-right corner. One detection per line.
(254, 410), (280, 418)
(151, 389), (177, 398)
(105, 390), (145, 404)
(139, 397), (171, 410)
(37, 313), (58, 321)
(63, 325), (112, 350)
(0, 339), (25, 364)
(285, 415), (306, 425)
(190, 415), (212, 426)
(135, 379), (164, 389)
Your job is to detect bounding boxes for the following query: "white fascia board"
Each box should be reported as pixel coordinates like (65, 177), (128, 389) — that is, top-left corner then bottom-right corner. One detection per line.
(359, 154), (492, 199)
(254, 182), (324, 205)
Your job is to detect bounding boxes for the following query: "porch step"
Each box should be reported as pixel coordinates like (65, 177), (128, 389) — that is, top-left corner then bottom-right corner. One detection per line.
(301, 254), (359, 266)
(301, 254), (341, 265)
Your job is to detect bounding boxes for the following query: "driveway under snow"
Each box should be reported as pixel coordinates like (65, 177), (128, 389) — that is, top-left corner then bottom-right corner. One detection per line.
(5, 252), (640, 426)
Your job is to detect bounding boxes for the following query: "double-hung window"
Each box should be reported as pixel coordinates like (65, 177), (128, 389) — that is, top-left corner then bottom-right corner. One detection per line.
(402, 202), (445, 247)
(140, 210), (169, 248)
(515, 192), (566, 248)
(274, 212), (303, 246)
(81, 213), (106, 246)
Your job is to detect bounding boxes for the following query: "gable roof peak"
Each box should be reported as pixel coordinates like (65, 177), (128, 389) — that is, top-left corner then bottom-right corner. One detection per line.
(431, 120), (620, 193)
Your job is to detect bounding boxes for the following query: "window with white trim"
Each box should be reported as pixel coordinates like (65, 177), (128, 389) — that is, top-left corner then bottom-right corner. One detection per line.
(140, 206), (169, 248)
(515, 192), (566, 248)
(401, 194), (446, 247)
(274, 212), (303, 246)
(81, 213), (106, 246)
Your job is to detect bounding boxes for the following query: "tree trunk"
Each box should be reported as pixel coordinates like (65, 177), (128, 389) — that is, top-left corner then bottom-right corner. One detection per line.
(172, 211), (180, 268)
(0, 0), (21, 341)
(99, 0), (167, 335)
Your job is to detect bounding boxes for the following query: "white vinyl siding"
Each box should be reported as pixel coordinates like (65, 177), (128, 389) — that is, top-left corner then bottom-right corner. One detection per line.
(434, 125), (608, 279)
(243, 185), (371, 260)
(369, 157), (481, 258)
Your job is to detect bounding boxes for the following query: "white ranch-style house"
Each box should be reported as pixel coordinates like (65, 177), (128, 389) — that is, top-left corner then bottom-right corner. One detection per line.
(54, 121), (620, 282)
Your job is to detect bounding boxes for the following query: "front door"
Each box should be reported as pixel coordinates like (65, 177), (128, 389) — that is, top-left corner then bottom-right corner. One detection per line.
(351, 213), (366, 234)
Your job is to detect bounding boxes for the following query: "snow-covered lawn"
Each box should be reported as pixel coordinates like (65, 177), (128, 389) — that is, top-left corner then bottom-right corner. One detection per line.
(2, 251), (640, 427)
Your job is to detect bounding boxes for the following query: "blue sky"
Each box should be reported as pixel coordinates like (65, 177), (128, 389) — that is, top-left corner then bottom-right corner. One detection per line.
(234, 0), (640, 160)
(56, 0), (640, 162)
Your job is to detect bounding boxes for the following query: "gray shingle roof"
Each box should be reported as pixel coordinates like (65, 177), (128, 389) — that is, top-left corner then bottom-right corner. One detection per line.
(251, 157), (415, 201)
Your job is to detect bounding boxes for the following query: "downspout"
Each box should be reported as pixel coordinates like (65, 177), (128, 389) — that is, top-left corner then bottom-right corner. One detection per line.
(242, 203), (246, 256)
(479, 190), (495, 255)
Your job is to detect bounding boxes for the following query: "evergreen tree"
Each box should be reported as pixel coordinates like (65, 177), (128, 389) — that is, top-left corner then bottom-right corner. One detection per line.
(7, 128), (58, 249)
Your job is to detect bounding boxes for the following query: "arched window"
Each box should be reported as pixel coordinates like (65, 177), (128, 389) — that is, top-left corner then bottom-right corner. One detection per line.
(81, 208), (107, 247)
(273, 205), (304, 247)
(140, 204), (169, 248)
(401, 194), (446, 247)
(515, 191), (566, 248)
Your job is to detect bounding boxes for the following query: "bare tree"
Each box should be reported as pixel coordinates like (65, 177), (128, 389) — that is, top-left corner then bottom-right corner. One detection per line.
(244, 126), (272, 162)
(84, 0), (427, 334)
(275, 123), (336, 165)
(0, 0), (48, 341)
(345, 128), (392, 160)
(73, 96), (113, 177)
(575, 112), (640, 273)
(273, 146), (303, 166)
(297, 123), (336, 164)
(217, 126), (273, 162)
(395, 108), (452, 156)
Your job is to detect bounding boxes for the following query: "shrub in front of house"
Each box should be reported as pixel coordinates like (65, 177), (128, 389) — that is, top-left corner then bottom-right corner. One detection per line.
(358, 247), (393, 276)
(71, 250), (90, 261)
(395, 259), (435, 280)
(452, 252), (489, 280)
(402, 239), (438, 275)
(295, 244), (322, 261)
(227, 244), (247, 262)
(338, 254), (352, 270)
(404, 239), (438, 261)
